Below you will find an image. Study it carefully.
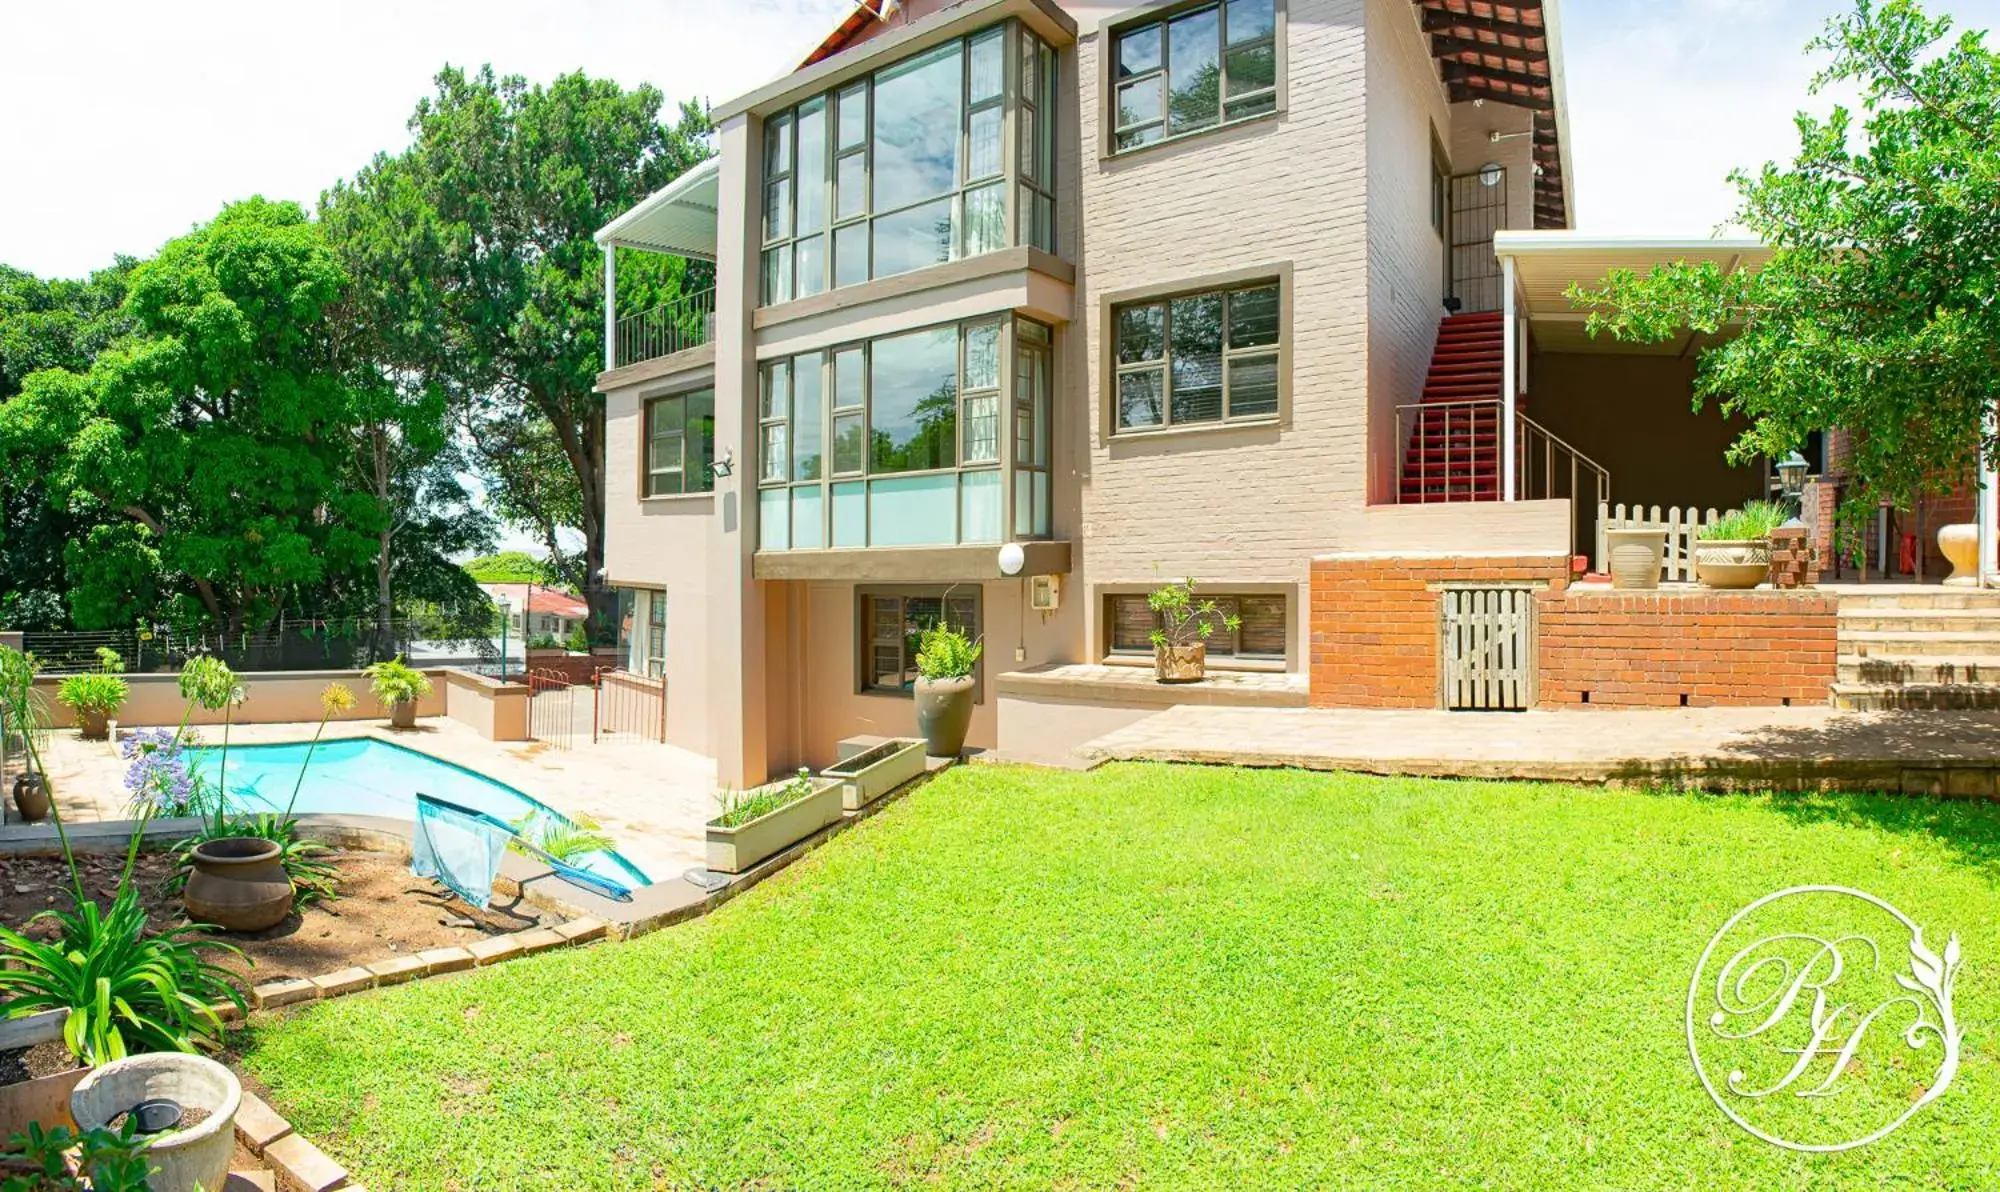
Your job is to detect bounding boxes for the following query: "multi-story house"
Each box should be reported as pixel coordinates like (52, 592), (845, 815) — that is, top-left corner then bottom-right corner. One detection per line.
(591, 0), (1836, 786)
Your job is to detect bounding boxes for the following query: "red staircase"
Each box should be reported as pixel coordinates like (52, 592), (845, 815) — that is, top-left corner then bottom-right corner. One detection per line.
(1399, 311), (1507, 503)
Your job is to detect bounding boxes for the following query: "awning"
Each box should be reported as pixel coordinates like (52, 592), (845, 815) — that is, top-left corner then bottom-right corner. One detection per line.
(595, 158), (720, 260)
(1494, 231), (1771, 355)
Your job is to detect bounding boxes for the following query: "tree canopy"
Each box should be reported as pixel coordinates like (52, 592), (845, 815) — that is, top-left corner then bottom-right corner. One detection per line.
(1573, 0), (2000, 527)
(462, 551), (555, 584)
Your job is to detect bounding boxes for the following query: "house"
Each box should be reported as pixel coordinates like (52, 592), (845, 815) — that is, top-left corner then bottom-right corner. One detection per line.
(477, 583), (589, 644)
(592, 0), (1945, 786)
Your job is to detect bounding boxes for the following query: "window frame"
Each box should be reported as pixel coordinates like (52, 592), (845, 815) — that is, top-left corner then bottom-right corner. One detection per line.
(1102, 265), (1290, 440)
(643, 387), (716, 498)
(1102, 589), (1290, 665)
(1103, 0), (1286, 158)
(858, 586), (984, 698)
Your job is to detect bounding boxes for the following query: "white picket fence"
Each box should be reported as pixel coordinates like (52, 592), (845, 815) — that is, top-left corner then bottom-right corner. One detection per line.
(1595, 503), (1721, 582)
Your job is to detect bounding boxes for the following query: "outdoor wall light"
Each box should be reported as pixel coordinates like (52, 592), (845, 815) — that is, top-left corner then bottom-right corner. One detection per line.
(712, 446), (735, 479)
(1778, 451), (1810, 528)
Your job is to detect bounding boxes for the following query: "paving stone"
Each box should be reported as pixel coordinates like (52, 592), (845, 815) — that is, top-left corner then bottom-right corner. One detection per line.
(206, 998), (243, 1024)
(365, 954), (426, 986)
(234, 1091), (293, 1154)
(465, 934), (527, 966)
(553, 917), (607, 944)
(223, 1172), (276, 1192)
(513, 927), (566, 954)
(310, 967), (375, 998)
(253, 979), (317, 1010)
(416, 946), (475, 974)
(264, 1133), (349, 1192)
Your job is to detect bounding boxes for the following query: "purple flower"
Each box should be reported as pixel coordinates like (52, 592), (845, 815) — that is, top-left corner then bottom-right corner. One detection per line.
(122, 729), (205, 816)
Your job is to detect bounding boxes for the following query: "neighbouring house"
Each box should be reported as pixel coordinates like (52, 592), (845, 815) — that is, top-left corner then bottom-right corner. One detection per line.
(591, 0), (1982, 784)
(478, 583), (589, 644)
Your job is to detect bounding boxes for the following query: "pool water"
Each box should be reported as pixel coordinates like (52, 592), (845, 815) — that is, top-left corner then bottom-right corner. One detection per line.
(188, 738), (651, 887)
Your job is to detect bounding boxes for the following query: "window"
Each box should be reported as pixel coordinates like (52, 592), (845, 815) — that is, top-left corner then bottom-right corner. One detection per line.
(1106, 592), (1286, 660)
(645, 389), (716, 496)
(645, 590), (667, 677)
(761, 21), (1059, 304)
(1431, 142), (1450, 239)
(862, 589), (981, 694)
(1113, 281), (1280, 432)
(1112, 0), (1277, 152)
(758, 314), (1051, 551)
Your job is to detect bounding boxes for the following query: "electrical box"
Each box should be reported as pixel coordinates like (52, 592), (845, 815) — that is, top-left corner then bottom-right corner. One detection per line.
(1029, 574), (1061, 612)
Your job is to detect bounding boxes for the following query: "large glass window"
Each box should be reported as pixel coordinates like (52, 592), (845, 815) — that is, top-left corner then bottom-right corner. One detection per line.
(758, 315), (1053, 550)
(1112, 0), (1277, 152)
(645, 389), (716, 496)
(1107, 592), (1286, 661)
(761, 21), (1060, 305)
(863, 589), (981, 694)
(1113, 282), (1280, 433)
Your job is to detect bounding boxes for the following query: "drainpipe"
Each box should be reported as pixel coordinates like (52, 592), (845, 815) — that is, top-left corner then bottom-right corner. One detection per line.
(1501, 254), (1518, 501)
(602, 244), (617, 373)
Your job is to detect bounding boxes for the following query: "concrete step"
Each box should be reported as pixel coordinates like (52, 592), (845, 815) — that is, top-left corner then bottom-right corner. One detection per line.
(1840, 629), (2000, 657)
(1837, 589), (2000, 611)
(1838, 653), (2000, 685)
(1831, 682), (2000, 711)
(1840, 608), (2000, 633)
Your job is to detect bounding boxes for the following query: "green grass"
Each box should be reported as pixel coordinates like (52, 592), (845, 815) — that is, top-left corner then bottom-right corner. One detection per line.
(237, 764), (2000, 1189)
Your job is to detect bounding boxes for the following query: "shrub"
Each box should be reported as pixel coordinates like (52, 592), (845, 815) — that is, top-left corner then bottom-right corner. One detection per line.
(510, 810), (615, 864)
(713, 769), (818, 829)
(528, 633), (562, 650)
(55, 672), (129, 718)
(914, 622), (982, 682)
(363, 656), (433, 706)
(1148, 577), (1240, 650)
(1, 1121), (155, 1191)
(1699, 499), (1790, 542)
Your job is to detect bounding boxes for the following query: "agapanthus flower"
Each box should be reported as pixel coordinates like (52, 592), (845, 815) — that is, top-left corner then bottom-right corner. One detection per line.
(122, 728), (205, 816)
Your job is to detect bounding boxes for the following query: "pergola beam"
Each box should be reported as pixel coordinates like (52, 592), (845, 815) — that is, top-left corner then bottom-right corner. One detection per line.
(1427, 33), (1545, 62)
(1420, 7), (1547, 44)
(1440, 58), (1554, 95)
(1448, 79), (1556, 110)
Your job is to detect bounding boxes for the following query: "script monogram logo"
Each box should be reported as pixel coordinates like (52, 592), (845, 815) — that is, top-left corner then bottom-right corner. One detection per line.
(1686, 885), (1963, 1153)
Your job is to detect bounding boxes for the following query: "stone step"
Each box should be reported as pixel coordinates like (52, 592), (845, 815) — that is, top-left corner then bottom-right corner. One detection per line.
(1838, 607), (2000, 633)
(1830, 682), (2000, 711)
(1840, 629), (2000, 657)
(1837, 653), (2000, 685)
(1837, 589), (2000, 611)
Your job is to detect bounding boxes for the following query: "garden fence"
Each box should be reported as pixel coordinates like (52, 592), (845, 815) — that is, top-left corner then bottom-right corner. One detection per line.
(1594, 503), (1721, 583)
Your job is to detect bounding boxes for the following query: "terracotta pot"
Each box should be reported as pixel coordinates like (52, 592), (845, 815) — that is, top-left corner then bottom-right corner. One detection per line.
(389, 698), (417, 730)
(70, 1053), (241, 1192)
(77, 708), (109, 741)
(1605, 527), (1667, 590)
(914, 675), (975, 759)
(183, 837), (293, 932)
(1939, 522), (1980, 586)
(1694, 538), (1771, 590)
(11, 772), (49, 822)
(1155, 643), (1207, 683)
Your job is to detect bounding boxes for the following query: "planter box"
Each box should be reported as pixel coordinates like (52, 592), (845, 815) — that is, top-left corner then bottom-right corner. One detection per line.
(705, 776), (842, 874)
(824, 738), (925, 811)
(0, 1068), (83, 1140)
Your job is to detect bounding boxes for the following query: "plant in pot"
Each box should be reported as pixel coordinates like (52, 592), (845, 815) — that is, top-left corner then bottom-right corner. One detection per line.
(1148, 578), (1239, 683)
(704, 766), (843, 874)
(363, 655), (432, 730)
(912, 620), (981, 759)
(0, 645), (53, 822)
(55, 671), (129, 742)
(1694, 500), (1788, 590)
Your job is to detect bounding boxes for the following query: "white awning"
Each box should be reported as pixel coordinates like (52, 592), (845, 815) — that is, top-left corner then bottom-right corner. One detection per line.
(1494, 231), (1771, 355)
(595, 158), (720, 260)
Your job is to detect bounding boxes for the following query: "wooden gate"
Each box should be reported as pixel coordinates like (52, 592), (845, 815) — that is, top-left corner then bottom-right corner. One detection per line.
(1440, 587), (1533, 710)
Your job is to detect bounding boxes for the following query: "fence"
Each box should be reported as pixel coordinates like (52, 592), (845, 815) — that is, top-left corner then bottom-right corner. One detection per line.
(526, 669), (590, 752)
(596, 670), (666, 743)
(18, 617), (496, 675)
(1595, 503), (1721, 582)
(614, 287), (715, 369)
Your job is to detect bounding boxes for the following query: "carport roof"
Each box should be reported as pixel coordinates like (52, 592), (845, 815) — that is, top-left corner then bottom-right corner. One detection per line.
(594, 157), (720, 260)
(1493, 231), (1771, 356)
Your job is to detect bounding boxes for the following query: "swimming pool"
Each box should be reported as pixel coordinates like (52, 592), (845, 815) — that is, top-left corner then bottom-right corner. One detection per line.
(188, 738), (651, 887)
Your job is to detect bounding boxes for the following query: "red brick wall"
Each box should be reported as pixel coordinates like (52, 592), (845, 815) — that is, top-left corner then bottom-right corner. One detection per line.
(1536, 590), (1837, 708)
(1309, 555), (1571, 708)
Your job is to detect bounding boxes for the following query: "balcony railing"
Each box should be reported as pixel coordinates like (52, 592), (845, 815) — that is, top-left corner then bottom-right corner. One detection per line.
(1395, 398), (1611, 556)
(614, 288), (715, 369)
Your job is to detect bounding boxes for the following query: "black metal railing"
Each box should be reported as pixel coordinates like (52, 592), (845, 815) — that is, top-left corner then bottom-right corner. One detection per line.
(614, 288), (716, 369)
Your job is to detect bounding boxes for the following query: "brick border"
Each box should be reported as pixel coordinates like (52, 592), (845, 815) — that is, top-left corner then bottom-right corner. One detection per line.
(245, 918), (607, 1014)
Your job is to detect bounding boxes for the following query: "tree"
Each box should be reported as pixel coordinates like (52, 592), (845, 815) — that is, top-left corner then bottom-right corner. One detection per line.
(0, 199), (376, 631)
(463, 551), (554, 584)
(1572, 0), (2000, 532)
(325, 65), (712, 640)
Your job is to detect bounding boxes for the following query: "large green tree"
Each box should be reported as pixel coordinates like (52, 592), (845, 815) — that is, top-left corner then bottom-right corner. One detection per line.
(1573, 0), (2000, 527)
(323, 66), (711, 629)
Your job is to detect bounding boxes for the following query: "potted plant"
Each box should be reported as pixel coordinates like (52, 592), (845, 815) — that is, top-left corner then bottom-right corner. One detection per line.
(1694, 500), (1788, 589)
(363, 655), (432, 730)
(824, 738), (926, 811)
(0, 645), (52, 822)
(912, 620), (981, 759)
(1604, 526), (1669, 590)
(704, 767), (842, 874)
(56, 672), (129, 741)
(1148, 578), (1240, 683)
(67, 1053), (242, 1192)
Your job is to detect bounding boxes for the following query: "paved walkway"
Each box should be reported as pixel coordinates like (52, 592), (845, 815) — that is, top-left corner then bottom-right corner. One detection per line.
(1076, 704), (2000, 793)
(30, 719), (717, 881)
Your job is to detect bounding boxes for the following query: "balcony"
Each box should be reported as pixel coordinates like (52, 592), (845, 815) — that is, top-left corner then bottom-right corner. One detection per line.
(613, 288), (715, 370)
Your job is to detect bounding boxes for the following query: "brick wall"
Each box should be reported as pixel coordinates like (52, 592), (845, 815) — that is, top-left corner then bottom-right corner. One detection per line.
(1309, 554), (1570, 707)
(1536, 590), (1837, 708)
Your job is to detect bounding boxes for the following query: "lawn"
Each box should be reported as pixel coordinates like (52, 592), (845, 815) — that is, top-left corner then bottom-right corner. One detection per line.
(237, 763), (2000, 1189)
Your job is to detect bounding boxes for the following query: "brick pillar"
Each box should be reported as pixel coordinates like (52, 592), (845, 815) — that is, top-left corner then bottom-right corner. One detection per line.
(1769, 527), (1817, 589)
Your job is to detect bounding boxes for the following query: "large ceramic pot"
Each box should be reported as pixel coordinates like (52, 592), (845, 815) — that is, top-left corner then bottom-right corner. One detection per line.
(914, 675), (975, 759)
(389, 698), (417, 730)
(1939, 522), (1980, 586)
(1155, 643), (1207, 683)
(70, 1052), (241, 1192)
(11, 771), (48, 822)
(1694, 538), (1772, 589)
(76, 708), (110, 741)
(183, 836), (293, 932)
(1605, 527), (1668, 590)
